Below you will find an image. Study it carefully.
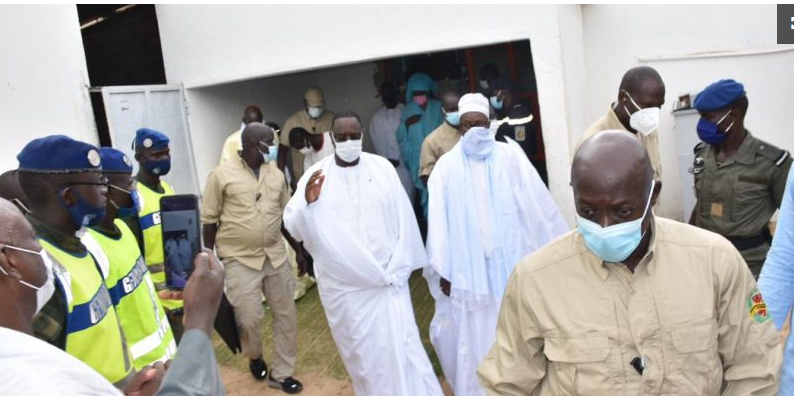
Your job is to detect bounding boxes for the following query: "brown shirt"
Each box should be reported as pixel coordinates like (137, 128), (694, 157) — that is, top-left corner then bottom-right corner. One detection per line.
(201, 158), (290, 270)
(478, 217), (781, 395)
(578, 105), (663, 180)
(419, 122), (459, 177)
(280, 109), (335, 182)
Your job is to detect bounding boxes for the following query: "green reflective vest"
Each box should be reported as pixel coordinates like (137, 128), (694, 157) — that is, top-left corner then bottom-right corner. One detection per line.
(136, 180), (183, 310)
(85, 219), (177, 370)
(39, 238), (133, 385)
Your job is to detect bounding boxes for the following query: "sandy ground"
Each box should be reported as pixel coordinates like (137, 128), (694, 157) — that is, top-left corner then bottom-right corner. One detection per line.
(220, 366), (453, 396)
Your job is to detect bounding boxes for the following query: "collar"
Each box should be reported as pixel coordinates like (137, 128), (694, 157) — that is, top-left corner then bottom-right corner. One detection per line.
(606, 103), (629, 131)
(26, 214), (86, 255)
(237, 156), (268, 177)
(733, 130), (756, 165)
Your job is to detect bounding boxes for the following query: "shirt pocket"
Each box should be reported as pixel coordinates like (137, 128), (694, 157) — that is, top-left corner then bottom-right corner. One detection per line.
(731, 174), (769, 223)
(670, 321), (720, 394)
(544, 331), (612, 395)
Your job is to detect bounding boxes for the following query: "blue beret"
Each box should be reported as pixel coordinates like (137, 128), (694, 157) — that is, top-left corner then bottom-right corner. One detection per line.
(17, 135), (101, 173)
(99, 147), (133, 174)
(693, 79), (746, 112)
(133, 128), (169, 150)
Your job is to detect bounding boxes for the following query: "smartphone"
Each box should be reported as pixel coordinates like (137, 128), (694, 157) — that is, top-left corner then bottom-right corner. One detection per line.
(160, 194), (201, 290)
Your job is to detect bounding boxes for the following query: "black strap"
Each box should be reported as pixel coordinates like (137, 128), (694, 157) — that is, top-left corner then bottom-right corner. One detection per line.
(727, 228), (772, 251)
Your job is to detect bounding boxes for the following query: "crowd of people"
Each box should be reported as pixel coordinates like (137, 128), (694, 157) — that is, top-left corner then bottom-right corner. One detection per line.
(1, 62), (794, 396)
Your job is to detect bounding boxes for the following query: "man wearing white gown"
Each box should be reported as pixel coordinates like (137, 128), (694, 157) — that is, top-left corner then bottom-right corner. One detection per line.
(283, 111), (442, 396)
(425, 93), (568, 396)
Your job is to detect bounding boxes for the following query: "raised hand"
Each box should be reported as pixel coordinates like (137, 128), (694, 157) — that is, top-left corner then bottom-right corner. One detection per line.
(305, 170), (325, 204)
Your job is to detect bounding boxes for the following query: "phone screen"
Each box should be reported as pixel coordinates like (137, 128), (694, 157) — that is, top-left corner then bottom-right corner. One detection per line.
(160, 194), (201, 291)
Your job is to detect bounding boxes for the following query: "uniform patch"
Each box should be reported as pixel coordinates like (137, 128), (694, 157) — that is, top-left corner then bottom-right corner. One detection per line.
(710, 202), (723, 217)
(515, 126), (526, 142)
(747, 287), (770, 323)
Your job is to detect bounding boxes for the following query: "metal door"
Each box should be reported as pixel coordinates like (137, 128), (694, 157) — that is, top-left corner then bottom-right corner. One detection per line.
(101, 85), (199, 195)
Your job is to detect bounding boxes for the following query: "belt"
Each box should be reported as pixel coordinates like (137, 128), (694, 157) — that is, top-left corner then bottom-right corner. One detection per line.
(727, 228), (771, 251)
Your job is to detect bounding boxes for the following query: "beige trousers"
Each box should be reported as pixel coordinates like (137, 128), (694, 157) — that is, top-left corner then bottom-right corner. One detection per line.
(225, 257), (297, 380)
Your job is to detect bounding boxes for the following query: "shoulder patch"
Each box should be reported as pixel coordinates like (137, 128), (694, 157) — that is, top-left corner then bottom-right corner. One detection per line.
(747, 287), (771, 323)
(756, 140), (789, 167)
(693, 142), (706, 154)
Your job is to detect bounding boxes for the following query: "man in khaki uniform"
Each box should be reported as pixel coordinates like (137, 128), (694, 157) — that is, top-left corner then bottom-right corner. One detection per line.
(689, 79), (791, 277)
(219, 105), (263, 164)
(478, 130), (782, 395)
(202, 123), (305, 394)
(278, 87), (334, 189)
(419, 90), (461, 186)
(577, 66), (664, 180)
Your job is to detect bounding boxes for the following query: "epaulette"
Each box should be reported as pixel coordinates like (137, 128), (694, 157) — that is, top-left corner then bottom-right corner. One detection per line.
(757, 140), (790, 167)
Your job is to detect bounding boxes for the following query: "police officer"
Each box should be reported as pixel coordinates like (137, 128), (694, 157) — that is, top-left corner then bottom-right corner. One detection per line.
(131, 128), (185, 342)
(689, 79), (792, 277)
(16, 135), (135, 387)
(490, 76), (547, 183)
(82, 147), (176, 370)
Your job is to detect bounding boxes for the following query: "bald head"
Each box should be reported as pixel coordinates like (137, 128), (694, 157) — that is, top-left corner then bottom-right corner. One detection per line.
(0, 197), (29, 246)
(241, 122), (273, 148)
(619, 66), (664, 94)
(441, 90), (461, 112)
(243, 106), (263, 125)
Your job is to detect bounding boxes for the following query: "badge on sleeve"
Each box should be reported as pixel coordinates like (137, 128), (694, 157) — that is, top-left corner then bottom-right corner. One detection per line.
(515, 126), (526, 142)
(747, 287), (770, 323)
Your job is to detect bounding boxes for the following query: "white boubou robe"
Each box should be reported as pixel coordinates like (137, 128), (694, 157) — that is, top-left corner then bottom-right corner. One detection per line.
(425, 139), (568, 396)
(283, 153), (442, 396)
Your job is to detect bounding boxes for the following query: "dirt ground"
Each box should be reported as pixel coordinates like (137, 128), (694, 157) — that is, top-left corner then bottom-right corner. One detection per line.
(220, 366), (453, 396)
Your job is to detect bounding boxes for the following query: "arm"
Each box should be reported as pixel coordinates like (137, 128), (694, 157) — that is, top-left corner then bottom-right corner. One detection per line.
(199, 170), (222, 251)
(771, 158), (792, 208)
(688, 206), (697, 225)
(718, 247), (782, 395)
(157, 251), (226, 396)
(202, 224), (217, 252)
(758, 168), (794, 331)
(477, 270), (546, 395)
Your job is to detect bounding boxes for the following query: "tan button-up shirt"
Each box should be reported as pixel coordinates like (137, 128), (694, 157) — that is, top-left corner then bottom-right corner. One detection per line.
(280, 109), (335, 182)
(578, 105), (663, 180)
(201, 158), (290, 270)
(419, 122), (460, 177)
(478, 217), (781, 395)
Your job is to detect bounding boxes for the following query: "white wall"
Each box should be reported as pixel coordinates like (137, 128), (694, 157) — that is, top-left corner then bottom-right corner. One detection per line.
(0, 5), (96, 173)
(157, 4), (582, 224)
(582, 5), (794, 220)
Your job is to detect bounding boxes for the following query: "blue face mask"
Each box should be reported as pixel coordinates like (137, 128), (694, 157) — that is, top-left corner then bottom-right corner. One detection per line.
(576, 180), (655, 263)
(444, 111), (461, 127)
(696, 110), (733, 145)
(58, 188), (107, 229)
(109, 184), (140, 218)
(489, 95), (503, 110)
(143, 158), (171, 176)
(261, 145), (278, 163)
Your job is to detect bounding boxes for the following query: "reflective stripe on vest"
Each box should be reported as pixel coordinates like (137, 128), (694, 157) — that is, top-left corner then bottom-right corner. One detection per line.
(85, 220), (176, 369)
(38, 238), (133, 385)
(136, 180), (182, 310)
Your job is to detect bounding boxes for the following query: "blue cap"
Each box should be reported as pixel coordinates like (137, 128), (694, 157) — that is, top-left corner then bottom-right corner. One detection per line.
(99, 147), (133, 174)
(133, 128), (170, 150)
(17, 135), (102, 173)
(693, 79), (746, 112)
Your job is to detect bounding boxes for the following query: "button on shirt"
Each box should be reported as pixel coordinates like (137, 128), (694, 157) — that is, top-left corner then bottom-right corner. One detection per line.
(478, 217), (781, 395)
(201, 158), (290, 270)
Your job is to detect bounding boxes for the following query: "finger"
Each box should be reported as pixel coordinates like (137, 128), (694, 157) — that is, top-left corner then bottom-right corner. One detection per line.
(193, 252), (210, 273)
(164, 359), (173, 371)
(158, 290), (182, 300)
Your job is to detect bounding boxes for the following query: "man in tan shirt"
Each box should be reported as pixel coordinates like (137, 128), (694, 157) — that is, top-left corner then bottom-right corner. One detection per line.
(202, 123), (306, 394)
(278, 87), (335, 189)
(478, 130), (782, 395)
(219, 105), (263, 164)
(577, 66), (665, 180)
(419, 90), (461, 185)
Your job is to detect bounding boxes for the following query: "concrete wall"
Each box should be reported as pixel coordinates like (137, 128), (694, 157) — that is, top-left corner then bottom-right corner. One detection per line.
(158, 4), (582, 224)
(0, 5), (96, 173)
(582, 4), (794, 220)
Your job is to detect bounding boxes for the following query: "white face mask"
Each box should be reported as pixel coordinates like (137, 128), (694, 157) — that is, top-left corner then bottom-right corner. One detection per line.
(1, 246), (55, 316)
(623, 92), (660, 136)
(299, 146), (313, 155)
(333, 136), (363, 163)
(307, 106), (323, 119)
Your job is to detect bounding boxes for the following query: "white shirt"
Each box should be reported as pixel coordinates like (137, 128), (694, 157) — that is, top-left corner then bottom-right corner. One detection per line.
(303, 131), (335, 171)
(369, 104), (404, 161)
(0, 326), (122, 395)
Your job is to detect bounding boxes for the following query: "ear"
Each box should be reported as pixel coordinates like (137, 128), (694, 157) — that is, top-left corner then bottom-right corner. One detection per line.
(618, 89), (629, 103)
(134, 151), (143, 163)
(59, 186), (77, 206)
(0, 245), (23, 280)
(650, 180), (662, 207)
